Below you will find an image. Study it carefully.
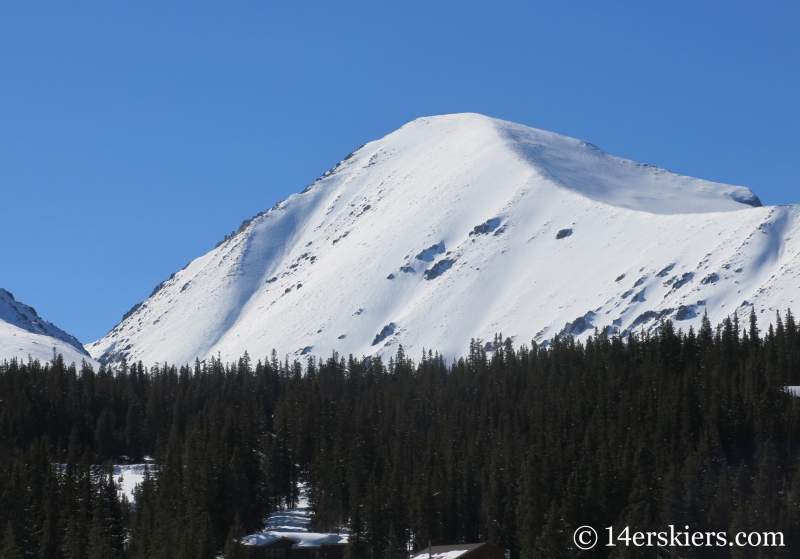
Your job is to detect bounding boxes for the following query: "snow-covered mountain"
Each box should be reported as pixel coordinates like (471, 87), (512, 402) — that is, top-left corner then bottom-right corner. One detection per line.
(0, 288), (94, 365)
(88, 113), (800, 366)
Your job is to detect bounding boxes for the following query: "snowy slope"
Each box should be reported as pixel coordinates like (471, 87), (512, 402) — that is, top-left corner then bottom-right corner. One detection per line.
(88, 113), (800, 366)
(0, 288), (94, 365)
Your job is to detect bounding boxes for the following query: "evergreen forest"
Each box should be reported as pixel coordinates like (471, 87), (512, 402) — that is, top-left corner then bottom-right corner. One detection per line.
(1, 310), (800, 558)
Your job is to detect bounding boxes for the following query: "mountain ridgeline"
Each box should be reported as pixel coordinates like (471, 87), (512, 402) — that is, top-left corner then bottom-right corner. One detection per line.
(2, 310), (800, 558)
(0, 288), (92, 366)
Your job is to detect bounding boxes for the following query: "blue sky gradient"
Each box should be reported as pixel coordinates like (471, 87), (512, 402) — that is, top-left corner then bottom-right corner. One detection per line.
(1, 1), (798, 343)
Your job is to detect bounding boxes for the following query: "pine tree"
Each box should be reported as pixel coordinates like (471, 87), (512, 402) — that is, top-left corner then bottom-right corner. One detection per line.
(86, 514), (113, 559)
(0, 522), (22, 559)
(222, 514), (249, 559)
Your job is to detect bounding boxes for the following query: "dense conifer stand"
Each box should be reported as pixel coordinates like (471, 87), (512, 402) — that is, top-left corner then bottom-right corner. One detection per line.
(1, 310), (799, 558)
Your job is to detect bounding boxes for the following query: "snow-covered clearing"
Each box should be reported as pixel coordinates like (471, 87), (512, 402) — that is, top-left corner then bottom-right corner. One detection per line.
(243, 482), (348, 548)
(113, 463), (153, 503)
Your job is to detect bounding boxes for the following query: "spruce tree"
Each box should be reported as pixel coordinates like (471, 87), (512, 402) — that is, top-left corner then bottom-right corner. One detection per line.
(0, 522), (22, 559)
(222, 514), (249, 559)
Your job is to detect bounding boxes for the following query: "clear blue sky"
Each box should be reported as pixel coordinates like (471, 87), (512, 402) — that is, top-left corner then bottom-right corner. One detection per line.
(1, 1), (798, 344)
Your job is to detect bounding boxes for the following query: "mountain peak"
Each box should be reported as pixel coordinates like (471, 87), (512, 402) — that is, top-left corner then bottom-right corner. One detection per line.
(88, 115), (796, 366)
(394, 113), (761, 214)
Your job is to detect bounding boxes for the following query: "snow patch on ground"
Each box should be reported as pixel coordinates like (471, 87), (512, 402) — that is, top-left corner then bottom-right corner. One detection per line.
(244, 482), (348, 547)
(243, 532), (348, 548)
(264, 483), (312, 532)
(113, 463), (153, 503)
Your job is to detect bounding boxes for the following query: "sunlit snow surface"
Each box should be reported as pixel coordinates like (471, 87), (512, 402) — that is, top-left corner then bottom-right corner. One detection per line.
(88, 113), (800, 365)
(243, 483), (348, 547)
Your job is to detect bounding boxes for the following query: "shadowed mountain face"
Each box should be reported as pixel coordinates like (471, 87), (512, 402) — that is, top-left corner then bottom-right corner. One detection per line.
(88, 113), (799, 366)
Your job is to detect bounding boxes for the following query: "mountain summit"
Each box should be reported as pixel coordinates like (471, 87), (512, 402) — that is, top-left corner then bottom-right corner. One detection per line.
(88, 113), (798, 365)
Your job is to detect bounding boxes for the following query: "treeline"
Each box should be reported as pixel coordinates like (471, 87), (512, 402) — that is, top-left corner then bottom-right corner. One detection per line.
(1, 310), (800, 558)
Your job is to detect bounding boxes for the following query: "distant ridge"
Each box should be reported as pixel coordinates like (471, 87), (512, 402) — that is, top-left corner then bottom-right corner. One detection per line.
(0, 288), (93, 364)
